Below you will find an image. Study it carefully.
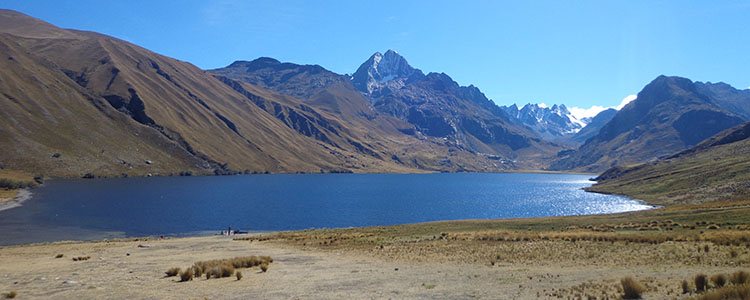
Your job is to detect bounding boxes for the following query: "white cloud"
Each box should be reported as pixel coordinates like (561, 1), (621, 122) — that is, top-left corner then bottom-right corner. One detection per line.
(569, 105), (608, 120)
(568, 94), (638, 121)
(617, 94), (637, 110)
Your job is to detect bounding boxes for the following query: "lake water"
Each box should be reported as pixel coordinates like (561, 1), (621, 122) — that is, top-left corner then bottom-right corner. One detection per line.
(0, 173), (651, 245)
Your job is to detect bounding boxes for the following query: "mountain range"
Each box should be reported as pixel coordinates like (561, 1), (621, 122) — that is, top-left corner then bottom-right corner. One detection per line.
(587, 121), (750, 205)
(551, 76), (750, 172)
(1, 9), (749, 178)
(498, 103), (618, 145)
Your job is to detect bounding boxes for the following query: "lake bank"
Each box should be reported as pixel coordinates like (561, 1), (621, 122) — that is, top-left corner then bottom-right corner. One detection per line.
(1, 203), (747, 299)
(0, 189), (31, 212)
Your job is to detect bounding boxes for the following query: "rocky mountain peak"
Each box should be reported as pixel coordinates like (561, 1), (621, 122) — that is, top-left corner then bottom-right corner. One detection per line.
(501, 103), (585, 139)
(351, 49), (423, 96)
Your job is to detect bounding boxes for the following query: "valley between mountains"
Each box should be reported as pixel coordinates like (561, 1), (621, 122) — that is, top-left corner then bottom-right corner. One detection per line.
(2, 9), (750, 182)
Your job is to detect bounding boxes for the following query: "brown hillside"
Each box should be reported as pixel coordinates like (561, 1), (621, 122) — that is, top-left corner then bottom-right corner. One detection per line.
(0, 9), (529, 177)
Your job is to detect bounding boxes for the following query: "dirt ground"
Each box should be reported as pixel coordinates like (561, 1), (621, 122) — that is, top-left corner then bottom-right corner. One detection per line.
(0, 233), (744, 300)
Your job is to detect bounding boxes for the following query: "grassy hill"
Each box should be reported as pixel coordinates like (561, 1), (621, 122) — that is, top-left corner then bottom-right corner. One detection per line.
(587, 122), (750, 206)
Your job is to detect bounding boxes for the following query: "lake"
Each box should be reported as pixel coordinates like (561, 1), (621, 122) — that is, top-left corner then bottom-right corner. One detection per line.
(0, 173), (651, 245)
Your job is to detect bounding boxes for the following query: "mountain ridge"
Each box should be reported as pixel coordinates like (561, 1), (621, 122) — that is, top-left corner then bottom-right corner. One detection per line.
(550, 75), (748, 172)
(587, 121), (750, 205)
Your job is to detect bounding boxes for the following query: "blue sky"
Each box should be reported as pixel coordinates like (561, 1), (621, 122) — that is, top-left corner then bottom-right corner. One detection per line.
(3, 0), (749, 117)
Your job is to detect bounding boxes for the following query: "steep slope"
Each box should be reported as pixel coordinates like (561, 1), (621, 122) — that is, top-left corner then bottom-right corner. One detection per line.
(569, 108), (617, 144)
(587, 122), (750, 205)
(694, 81), (750, 120)
(350, 49), (423, 98)
(350, 50), (563, 167)
(0, 9), (416, 176)
(550, 76), (745, 172)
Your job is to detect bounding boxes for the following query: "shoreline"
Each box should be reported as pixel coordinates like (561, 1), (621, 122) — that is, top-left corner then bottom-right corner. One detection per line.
(0, 204), (654, 248)
(1, 204), (747, 299)
(0, 188), (31, 212)
(29, 169), (599, 180)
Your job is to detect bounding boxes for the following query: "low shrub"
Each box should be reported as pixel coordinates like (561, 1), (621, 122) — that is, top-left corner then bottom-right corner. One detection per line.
(731, 271), (750, 285)
(208, 267), (219, 279)
(236, 271), (242, 281)
(179, 268), (194, 282)
(55, 254), (63, 258)
(165, 267), (181, 277)
(260, 263), (269, 273)
(4, 291), (17, 299)
(0, 178), (35, 189)
(711, 274), (728, 288)
(621, 277), (646, 299)
(693, 283), (750, 300)
(696, 274), (708, 293)
(72, 256), (90, 261)
(220, 264), (235, 278)
(682, 279), (691, 294)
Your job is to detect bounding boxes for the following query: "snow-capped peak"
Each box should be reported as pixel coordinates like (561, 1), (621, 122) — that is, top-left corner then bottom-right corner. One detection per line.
(500, 103), (585, 137)
(351, 49), (422, 95)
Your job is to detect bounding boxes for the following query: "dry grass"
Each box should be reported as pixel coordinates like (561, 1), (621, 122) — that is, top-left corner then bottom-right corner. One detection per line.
(692, 283), (750, 300)
(0, 189), (17, 200)
(165, 267), (180, 277)
(621, 277), (646, 299)
(178, 268), (193, 282)
(225, 203), (750, 299)
(733, 271), (750, 285)
(193, 256), (272, 272)
(712, 274), (729, 288)
(72, 256), (90, 261)
(696, 274), (709, 292)
(683, 279), (692, 294)
(174, 256), (274, 280)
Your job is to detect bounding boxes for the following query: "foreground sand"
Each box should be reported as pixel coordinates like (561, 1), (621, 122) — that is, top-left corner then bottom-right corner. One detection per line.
(1, 223), (748, 299)
(0, 235), (643, 299)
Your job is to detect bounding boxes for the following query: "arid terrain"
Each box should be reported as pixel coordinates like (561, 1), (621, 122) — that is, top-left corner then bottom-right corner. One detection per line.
(1, 200), (749, 299)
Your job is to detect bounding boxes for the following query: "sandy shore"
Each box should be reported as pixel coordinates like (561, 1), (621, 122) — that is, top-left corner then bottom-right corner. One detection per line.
(0, 232), (744, 299)
(0, 189), (31, 212)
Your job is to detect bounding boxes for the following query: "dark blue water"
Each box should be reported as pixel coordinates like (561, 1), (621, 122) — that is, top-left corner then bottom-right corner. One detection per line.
(0, 173), (650, 245)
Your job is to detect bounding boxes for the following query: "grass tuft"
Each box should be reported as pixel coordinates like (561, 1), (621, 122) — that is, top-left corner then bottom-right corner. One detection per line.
(236, 271), (242, 281)
(682, 279), (692, 294)
(693, 283), (750, 300)
(731, 271), (750, 285)
(179, 268), (194, 282)
(711, 274), (728, 288)
(3, 291), (17, 299)
(165, 267), (181, 277)
(695, 273), (708, 293)
(621, 277), (646, 299)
